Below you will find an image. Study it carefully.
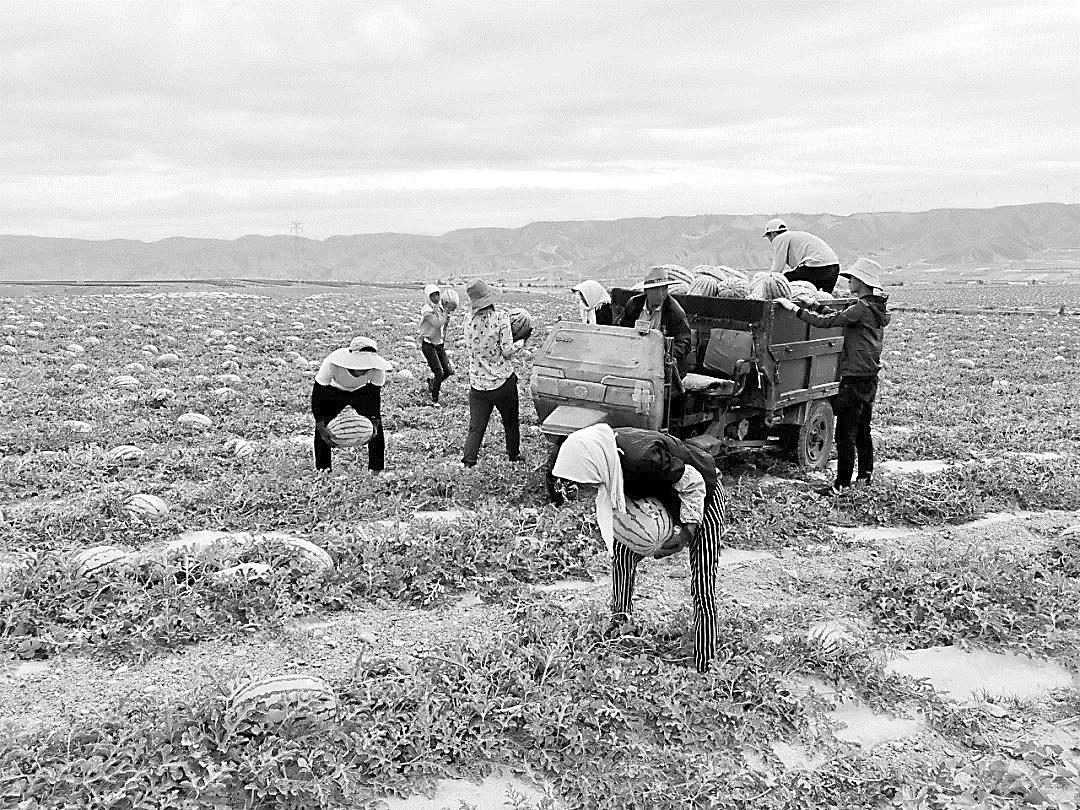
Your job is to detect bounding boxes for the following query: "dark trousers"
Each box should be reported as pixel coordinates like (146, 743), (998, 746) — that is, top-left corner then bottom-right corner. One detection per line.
(462, 374), (519, 465)
(311, 382), (384, 472)
(785, 263), (840, 294)
(611, 488), (728, 672)
(421, 341), (454, 402)
(833, 376), (878, 487)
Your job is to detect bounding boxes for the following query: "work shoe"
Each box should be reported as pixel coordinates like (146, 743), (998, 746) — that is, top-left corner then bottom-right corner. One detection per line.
(855, 475), (872, 488)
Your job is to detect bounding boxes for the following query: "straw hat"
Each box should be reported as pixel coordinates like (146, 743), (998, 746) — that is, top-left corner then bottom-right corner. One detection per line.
(642, 266), (676, 289)
(466, 278), (498, 312)
(762, 218), (787, 237)
(327, 336), (392, 371)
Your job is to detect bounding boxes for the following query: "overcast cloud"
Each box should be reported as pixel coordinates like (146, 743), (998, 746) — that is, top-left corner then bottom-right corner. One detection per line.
(1, 0), (1077, 240)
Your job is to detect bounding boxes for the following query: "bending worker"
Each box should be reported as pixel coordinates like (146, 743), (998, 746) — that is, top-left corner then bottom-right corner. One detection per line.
(551, 423), (727, 672)
(763, 218), (841, 293)
(619, 266), (692, 376)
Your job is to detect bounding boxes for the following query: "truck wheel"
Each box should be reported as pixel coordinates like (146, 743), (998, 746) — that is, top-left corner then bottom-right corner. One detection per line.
(795, 400), (834, 469)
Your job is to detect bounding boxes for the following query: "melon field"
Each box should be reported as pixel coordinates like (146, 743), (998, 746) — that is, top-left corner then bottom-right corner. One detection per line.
(1, 282), (1080, 809)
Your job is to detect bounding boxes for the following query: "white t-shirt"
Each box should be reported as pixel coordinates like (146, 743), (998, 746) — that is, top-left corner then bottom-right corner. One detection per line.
(315, 358), (386, 391)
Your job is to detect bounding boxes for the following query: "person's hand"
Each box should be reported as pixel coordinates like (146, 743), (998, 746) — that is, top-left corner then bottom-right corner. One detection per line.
(775, 298), (799, 313)
(315, 422), (332, 444)
(653, 523), (697, 559)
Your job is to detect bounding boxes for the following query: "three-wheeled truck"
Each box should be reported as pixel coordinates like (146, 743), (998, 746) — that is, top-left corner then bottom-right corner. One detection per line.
(530, 288), (850, 468)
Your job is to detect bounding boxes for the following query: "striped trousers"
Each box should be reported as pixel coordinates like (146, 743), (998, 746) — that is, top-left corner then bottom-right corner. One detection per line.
(611, 487), (728, 672)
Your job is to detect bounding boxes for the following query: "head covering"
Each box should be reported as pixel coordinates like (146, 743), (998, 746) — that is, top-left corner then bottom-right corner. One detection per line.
(552, 424), (626, 555)
(327, 336), (392, 371)
(571, 280), (610, 309)
(571, 280), (610, 324)
(642, 266), (676, 290)
(763, 218), (788, 237)
(841, 258), (883, 293)
(423, 284), (441, 303)
(466, 278), (498, 313)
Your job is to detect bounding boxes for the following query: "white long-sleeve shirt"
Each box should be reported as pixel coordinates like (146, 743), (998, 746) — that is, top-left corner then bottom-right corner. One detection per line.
(770, 230), (839, 273)
(672, 465), (707, 525)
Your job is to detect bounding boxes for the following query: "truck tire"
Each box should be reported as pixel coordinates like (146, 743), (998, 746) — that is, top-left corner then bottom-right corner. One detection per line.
(793, 400), (834, 469)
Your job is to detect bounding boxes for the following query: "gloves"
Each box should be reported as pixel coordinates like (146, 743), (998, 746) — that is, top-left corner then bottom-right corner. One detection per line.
(775, 298), (799, 313)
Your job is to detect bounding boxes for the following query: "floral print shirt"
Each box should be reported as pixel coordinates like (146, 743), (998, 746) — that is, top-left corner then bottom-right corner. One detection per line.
(463, 307), (514, 390)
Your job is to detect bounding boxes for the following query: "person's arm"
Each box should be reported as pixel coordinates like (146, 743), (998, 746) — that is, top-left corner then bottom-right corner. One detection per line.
(619, 296), (642, 327)
(498, 311), (514, 359)
(667, 300), (692, 362)
(795, 299), (865, 329)
(770, 234), (788, 273)
(653, 465), (705, 559)
(311, 382), (335, 442)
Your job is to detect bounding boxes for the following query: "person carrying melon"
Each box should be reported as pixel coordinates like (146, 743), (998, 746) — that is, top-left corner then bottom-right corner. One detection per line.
(460, 278), (525, 468)
(763, 218), (841, 294)
(419, 284), (454, 406)
(775, 258), (892, 495)
(618, 266), (692, 377)
(311, 336), (391, 473)
(550, 424), (728, 673)
(570, 279), (613, 325)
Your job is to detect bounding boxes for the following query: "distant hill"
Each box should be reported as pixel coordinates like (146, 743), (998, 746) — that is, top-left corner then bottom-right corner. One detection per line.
(2, 203), (1079, 285)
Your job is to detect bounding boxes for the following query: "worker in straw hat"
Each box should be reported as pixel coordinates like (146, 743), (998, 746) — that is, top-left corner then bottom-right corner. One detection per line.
(618, 266), (692, 376)
(311, 336), (392, 473)
(550, 423), (728, 672)
(763, 218), (841, 294)
(460, 278), (524, 468)
(776, 258), (892, 495)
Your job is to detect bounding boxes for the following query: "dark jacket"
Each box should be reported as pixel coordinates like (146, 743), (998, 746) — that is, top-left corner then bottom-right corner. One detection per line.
(615, 427), (719, 518)
(619, 294), (692, 373)
(594, 302), (614, 326)
(796, 295), (891, 377)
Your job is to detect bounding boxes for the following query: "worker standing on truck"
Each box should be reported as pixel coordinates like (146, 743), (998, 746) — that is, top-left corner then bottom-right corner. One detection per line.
(619, 266), (692, 376)
(550, 423), (727, 673)
(776, 258), (891, 495)
(763, 218), (841, 294)
(570, 279), (613, 325)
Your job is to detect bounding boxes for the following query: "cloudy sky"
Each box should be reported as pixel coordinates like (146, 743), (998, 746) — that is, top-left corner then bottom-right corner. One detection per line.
(2, 0), (1077, 241)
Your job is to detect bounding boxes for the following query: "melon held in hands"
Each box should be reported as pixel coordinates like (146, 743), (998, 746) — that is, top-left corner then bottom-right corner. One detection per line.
(508, 307), (534, 342)
(613, 496), (675, 557)
(327, 409), (374, 448)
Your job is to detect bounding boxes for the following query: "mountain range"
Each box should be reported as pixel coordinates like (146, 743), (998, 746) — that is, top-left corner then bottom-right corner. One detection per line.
(2, 203), (1079, 285)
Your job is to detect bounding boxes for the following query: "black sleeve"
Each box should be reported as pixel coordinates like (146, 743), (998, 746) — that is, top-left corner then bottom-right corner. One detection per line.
(666, 299), (693, 362)
(619, 296), (643, 327)
(595, 302), (614, 326)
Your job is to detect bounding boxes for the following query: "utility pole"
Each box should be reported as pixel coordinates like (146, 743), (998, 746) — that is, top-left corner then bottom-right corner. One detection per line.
(290, 222), (303, 269)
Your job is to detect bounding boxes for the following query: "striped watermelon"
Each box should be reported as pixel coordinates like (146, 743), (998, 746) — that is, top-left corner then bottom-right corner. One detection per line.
(66, 344), (85, 355)
(224, 437), (255, 458)
(749, 272), (792, 301)
(229, 674), (339, 723)
(668, 282), (690, 296)
(807, 624), (846, 655)
(508, 307), (533, 342)
(688, 275), (721, 297)
(716, 277), (751, 299)
(154, 353), (180, 367)
(124, 362), (147, 374)
(107, 445), (145, 464)
(83, 336), (100, 347)
(177, 412), (212, 429)
(72, 546), (132, 578)
(125, 493), (169, 520)
(69, 363), (92, 375)
(613, 497), (675, 557)
(656, 264), (693, 287)
(441, 287), (460, 312)
(254, 534), (334, 573)
(327, 410), (373, 448)
(110, 375), (140, 391)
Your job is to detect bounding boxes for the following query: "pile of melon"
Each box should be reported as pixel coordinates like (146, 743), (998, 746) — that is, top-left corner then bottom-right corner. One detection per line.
(67, 530), (336, 585)
(685, 265), (752, 299)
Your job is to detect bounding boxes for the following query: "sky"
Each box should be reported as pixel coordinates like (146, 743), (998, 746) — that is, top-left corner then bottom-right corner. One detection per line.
(1, 0), (1078, 241)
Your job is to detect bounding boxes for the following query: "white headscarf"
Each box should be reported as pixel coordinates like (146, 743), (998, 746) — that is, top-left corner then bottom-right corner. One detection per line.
(421, 284), (442, 315)
(551, 423), (626, 555)
(571, 280), (610, 325)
